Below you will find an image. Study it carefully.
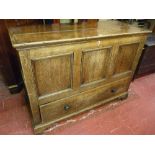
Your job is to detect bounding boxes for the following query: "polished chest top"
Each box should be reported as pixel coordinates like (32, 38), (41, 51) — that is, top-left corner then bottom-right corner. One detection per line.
(9, 20), (151, 48)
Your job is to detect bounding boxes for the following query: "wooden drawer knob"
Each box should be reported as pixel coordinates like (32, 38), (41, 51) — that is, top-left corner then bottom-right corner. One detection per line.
(111, 88), (117, 93)
(64, 104), (71, 111)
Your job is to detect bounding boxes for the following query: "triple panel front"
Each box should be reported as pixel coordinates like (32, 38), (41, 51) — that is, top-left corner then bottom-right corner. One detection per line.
(18, 36), (144, 131)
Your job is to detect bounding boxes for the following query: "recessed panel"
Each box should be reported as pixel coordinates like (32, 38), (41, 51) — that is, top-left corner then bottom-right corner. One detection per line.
(113, 43), (139, 75)
(81, 47), (111, 85)
(33, 54), (73, 96)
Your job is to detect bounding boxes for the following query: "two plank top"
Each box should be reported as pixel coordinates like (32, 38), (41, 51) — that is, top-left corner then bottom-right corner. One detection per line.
(9, 20), (151, 49)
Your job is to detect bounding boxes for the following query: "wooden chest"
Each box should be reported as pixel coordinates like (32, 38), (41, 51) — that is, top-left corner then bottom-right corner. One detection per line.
(8, 20), (151, 134)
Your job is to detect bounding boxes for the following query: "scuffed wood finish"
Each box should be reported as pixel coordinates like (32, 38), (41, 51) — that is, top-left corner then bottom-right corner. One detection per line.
(8, 20), (151, 134)
(18, 51), (41, 124)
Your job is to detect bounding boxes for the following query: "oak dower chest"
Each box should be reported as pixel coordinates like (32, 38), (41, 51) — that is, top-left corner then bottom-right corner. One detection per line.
(8, 20), (151, 134)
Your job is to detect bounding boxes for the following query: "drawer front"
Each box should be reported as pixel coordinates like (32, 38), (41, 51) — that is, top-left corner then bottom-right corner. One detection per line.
(40, 77), (130, 123)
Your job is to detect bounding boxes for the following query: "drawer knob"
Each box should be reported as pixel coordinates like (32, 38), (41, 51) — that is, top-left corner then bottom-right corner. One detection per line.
(64, 104), (71, 111)
(111, 88), (117, 93)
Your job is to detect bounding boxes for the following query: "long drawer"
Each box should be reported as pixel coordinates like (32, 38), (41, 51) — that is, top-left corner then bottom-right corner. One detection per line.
(40, 77), (130, 123)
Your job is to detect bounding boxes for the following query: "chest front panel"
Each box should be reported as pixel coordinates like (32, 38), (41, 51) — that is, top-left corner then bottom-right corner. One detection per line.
(20, 37), (144, 106)
(18, 35), (146, 131)
(81, 47), (111, 85)
(113, 43), (139, 76)
(32, 53), (73, 96)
